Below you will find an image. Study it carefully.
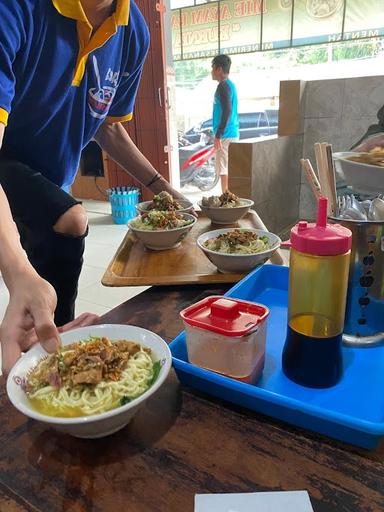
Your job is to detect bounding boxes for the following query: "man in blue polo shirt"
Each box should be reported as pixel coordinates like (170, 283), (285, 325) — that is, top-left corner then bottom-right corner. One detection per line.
(0, 0), (186, 329)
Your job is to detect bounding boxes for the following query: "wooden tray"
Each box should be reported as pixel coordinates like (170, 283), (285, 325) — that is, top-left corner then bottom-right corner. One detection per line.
(102, 210), (285, 287)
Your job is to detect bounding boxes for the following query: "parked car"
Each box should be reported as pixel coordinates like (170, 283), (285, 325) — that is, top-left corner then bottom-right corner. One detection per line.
(181, 109), (278, 144)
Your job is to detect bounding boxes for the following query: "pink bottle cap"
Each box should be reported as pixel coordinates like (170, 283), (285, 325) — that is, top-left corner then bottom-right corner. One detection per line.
(290, 197), (352, 256)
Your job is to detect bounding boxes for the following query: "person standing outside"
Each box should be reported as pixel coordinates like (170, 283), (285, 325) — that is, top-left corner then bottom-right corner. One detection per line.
(211, 54), (239, 191)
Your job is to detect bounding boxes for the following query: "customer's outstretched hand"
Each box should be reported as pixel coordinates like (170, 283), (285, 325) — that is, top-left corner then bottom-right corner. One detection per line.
(1, 269), (59, 374)
(0, 267), (100, 374)
(57, 312), (100, 333)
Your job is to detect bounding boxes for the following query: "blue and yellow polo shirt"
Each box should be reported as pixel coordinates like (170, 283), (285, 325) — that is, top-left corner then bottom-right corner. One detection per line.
(0, 0), (149, 188)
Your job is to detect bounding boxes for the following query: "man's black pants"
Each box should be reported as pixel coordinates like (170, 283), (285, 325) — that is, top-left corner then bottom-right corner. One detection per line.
(0, 154), (87, 325)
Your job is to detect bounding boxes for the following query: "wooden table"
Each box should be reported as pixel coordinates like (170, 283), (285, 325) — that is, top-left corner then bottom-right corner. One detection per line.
(1, 285), (383, 512)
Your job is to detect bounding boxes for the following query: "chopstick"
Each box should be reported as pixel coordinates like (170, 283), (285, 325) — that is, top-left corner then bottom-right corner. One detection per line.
(314, 143), (331, 212)
(300, 158), (322, 200)
(324, 144), (337, 216)
(314, 142), (336, 216)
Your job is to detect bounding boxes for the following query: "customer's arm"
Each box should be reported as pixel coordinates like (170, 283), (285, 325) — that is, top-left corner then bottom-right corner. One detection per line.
(354, 134), (384, 152)
(94, 122), (188, 201)
(352, 105), (384, 151)
(0, 123), (61, 373)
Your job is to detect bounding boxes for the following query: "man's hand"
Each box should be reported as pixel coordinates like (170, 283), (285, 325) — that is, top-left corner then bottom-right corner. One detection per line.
(58, 312), (100, 333)
(166, 187), (197, 217)
(1, 269), (59, 374)
(1, 274), (101, 374)
(354, 134), (384, 152)
(18, 312), (100, 352)
(214, 137), (222, 151)
(95, 122), (197, 214)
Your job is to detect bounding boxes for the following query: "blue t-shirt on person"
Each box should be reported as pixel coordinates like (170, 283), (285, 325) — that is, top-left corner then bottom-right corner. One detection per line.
(212, 78), (239, 139)
(0, 0), (149, 188)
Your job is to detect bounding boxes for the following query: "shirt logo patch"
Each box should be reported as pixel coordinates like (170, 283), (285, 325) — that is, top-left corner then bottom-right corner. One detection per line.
(105, 68), (119, 87)
(88, 56), (118, 120)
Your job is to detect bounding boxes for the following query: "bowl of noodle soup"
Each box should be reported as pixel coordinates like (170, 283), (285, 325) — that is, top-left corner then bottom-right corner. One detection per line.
(197, 228), (281, 274)
(198, 191), (254, 225)
(7, 324), (172, 438)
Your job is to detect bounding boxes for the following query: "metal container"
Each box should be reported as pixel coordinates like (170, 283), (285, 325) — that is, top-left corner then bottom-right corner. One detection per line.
(331, 218), (384, 346)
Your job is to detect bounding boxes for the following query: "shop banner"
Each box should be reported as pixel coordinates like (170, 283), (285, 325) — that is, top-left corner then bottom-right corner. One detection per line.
(171, 0), (384, 60)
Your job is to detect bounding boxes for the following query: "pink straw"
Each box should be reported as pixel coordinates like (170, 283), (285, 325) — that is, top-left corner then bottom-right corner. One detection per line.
(316, 196), (328, 228)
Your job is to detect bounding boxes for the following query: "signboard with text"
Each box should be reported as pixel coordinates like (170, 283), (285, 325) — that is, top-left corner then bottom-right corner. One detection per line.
(172, 0), (384, 60)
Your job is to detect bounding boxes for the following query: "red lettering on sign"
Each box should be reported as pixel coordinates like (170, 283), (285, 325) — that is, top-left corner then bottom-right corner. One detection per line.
(183, 26), (220, 46)
(171, 14), (179, 29)
(220, 24), (231, 41)
(191, 7), (219, 26)
(220, 4), (232, 21)
(234, 0), (265, 17)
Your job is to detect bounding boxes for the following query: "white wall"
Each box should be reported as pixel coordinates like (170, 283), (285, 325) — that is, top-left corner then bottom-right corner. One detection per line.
(300, 75), (384, 218)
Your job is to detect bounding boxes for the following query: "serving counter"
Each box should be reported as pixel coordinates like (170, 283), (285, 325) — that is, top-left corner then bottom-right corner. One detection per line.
(0, 284), (383, 512)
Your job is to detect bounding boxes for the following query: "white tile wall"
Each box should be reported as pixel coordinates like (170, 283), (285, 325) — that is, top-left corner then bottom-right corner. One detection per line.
(300, 74), (384, 218)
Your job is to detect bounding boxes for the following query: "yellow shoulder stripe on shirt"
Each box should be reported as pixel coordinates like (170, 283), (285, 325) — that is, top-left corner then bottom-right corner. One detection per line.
(106, 113), (133, 124)
(0, 108), (9, 126)
(51, 0), (130, 86)
(51, 0), (129, 26)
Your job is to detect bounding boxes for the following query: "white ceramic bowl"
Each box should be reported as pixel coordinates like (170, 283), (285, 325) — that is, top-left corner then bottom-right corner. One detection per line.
(198, 198), (254, 224)
(136, 199), (194, 215)
(7, 324), (172, 439)
(336, 154), (384, 195)
(128, 213), (196, 251)
(197, 228), (281, 274)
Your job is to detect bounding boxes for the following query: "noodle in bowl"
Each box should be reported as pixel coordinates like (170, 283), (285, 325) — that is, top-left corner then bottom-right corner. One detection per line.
(197, 228), (281, 273)
(7, 324), (172, 438)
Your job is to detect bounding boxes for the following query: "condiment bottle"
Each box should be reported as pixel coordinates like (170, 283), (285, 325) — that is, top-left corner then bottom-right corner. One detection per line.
(282, 197), (352, 388)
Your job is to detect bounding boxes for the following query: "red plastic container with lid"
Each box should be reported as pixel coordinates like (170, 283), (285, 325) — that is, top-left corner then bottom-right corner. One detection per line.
(180, 296), (269, 384)
(282, 196), (352, 388)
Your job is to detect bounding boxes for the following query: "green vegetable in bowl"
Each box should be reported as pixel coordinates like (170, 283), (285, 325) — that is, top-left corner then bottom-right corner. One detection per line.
(120, 396), (131, 406)
(149, 360), (161, 387)
(204, 229), (269, 255)
(131, 211), (193, 231)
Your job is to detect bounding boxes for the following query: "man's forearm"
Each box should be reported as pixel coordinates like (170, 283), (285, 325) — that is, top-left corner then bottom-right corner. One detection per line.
(95, 122), (173, 195)
(0, 123), (32, 288)
(0, 185), (32, 288)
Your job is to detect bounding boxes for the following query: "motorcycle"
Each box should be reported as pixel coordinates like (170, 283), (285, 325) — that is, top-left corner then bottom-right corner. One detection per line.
(178, 129), (218, 191)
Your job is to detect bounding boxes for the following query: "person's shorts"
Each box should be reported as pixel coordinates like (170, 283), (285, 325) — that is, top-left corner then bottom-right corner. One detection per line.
(215, 138), (239, 176)
(0, 153), (80, 235)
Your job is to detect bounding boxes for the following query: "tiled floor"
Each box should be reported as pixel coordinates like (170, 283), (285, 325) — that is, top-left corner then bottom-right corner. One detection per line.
(76, 201), (150, 316)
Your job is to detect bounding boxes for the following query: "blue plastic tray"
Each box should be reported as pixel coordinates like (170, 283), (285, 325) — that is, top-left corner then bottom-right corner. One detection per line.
(170, 265), (384, 449)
